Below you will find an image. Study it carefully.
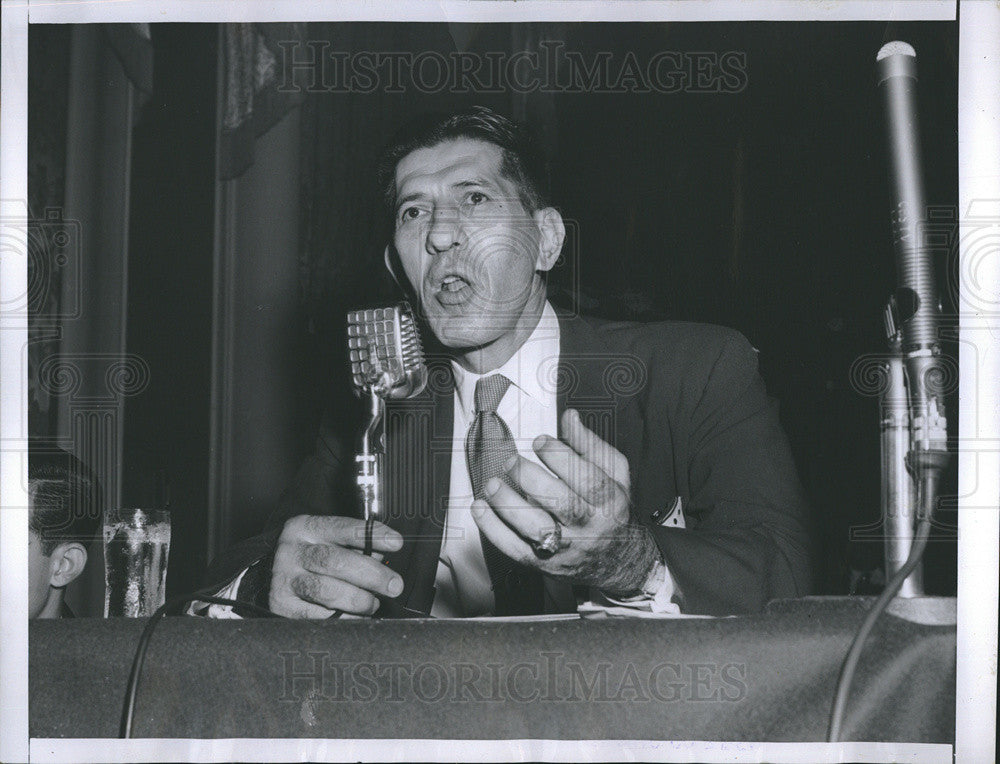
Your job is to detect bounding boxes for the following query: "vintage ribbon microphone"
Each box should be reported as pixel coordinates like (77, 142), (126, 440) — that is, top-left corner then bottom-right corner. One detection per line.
(828, 42), (953, 742)
(346, 303), (428, 520)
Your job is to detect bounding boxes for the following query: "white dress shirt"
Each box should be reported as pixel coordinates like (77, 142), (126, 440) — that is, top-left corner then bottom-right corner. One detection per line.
(431, 301), (568, 617)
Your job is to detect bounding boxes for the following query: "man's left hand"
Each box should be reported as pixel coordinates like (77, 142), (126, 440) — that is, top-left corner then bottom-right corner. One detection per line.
(471, 408), (660, 596)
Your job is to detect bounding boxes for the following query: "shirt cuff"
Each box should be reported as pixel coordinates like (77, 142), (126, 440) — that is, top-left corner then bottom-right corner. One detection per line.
(598, 559), (681, 614)
(185, 569), (247, 619)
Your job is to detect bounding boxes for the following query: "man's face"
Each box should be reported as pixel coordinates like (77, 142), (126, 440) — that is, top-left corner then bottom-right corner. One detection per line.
(391, 138), (552, 367)
(28, 530), (52, 619)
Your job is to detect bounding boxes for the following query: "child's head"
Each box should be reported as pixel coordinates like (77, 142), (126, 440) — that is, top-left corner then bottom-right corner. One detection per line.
(28, 450), (102, 618)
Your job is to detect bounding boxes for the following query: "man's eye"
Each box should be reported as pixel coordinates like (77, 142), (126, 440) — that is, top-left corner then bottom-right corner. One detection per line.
(466, 191), (488, 205)
(400, 207), (423, 222)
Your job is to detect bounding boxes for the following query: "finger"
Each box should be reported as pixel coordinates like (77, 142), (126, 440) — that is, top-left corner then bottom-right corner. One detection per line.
(299, 543), (404, 599)
(269, 590), (341, 620)
(483, 477), (563, 547)
(269, 565), (364, 619)
(289, 571), (382, 616)
(470, 498), (536, 566)
(532, 432), (619, 509)
(506, 455), (592, 526)
(560, 408), (630, 488)
(340, 519), (405, 553)
(290, 515), (403, 553)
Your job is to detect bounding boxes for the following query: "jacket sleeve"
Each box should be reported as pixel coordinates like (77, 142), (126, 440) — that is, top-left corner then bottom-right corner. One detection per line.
(649, 330), (812, 615)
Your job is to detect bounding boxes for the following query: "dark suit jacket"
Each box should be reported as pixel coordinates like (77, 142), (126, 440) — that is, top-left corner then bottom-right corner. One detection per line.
(206, 311), (812, 617)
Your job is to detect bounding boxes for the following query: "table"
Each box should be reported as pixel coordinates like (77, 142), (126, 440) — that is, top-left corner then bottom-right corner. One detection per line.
(29, 597), (955, 742)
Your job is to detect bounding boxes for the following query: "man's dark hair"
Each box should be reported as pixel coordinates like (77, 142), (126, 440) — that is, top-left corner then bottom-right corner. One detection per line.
(376, 105), (551, 222)
(29, 449), (103, 555)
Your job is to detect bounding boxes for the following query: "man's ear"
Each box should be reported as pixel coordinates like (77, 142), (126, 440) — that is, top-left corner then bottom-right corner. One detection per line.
(384, 245), (403, 289)
(48, 542), (88, 588)
(383, 244), (419, 303)
(533, 207), (566, 273)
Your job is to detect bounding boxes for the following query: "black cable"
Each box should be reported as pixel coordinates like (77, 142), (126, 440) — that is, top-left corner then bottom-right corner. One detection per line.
(323, 513), (377, 622)
(363, 512), (375, 556)
(120, 590), (282, 739)
(121, 516), (383, 736)
(826, 516), (933, 742)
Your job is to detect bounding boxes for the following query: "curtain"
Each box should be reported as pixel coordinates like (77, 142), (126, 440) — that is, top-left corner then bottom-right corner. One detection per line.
(28, 24), (151, 442)
(26, 24), (153, 615)
(219, 23), (307, 181)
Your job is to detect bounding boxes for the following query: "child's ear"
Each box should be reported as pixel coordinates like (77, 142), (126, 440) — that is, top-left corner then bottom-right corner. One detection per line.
(48, 542), (88, 588)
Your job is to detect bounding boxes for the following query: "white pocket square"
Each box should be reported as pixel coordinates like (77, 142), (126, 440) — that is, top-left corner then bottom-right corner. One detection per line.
(652, 496), (685, 529)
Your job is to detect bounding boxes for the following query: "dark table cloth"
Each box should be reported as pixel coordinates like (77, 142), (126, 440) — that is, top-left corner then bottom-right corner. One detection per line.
(29, 597), (955, 742)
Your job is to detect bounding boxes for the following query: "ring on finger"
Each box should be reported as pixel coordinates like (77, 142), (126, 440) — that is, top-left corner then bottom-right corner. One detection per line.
(532, 523), (564, 558)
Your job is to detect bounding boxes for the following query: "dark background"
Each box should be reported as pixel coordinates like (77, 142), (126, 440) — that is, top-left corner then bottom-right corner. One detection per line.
(31, 20), (959, 604)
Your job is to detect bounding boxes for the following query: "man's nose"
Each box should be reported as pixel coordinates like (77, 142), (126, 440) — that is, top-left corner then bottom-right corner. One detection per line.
(425, 207), (461, 255)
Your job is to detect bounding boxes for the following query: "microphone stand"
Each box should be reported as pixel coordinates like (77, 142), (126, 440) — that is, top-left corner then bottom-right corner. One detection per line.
(356, 387), (386, 521)
(880, 313), (922, 595)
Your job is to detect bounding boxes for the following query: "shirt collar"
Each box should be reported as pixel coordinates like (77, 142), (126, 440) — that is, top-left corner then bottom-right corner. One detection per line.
(452, 301), (560, 417)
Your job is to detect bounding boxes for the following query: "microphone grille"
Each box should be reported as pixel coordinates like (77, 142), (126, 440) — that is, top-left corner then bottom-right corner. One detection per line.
(877, 41), (916, 61)
(347, 307), (386, 392)
(346, 303), (427, 397)
(398, 302), (426, 372)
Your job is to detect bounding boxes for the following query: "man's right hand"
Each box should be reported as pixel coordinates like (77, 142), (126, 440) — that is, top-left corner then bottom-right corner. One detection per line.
(269, 515), (405, 619)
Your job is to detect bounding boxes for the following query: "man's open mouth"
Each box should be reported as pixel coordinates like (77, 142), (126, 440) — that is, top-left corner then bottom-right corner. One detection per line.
(440, 275), (469, 292)
(436, 274), (472, 305)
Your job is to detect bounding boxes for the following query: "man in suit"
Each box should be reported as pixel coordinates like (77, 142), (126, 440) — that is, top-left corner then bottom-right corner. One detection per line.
(204, 106), (811, 619)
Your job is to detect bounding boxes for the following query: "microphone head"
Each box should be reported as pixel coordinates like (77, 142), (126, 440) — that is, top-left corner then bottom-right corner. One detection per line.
(877, 41), (916, 61)
(347, 303), (428, 399)
(875, 40), (918, 84)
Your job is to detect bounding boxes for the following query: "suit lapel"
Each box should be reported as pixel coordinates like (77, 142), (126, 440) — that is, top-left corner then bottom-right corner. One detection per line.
(555, 308), (645, 520)
(555, 308), (630, 443)
(381, 357), (453, 615)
